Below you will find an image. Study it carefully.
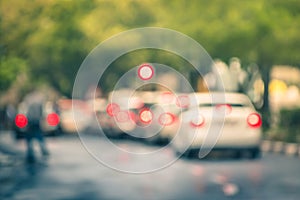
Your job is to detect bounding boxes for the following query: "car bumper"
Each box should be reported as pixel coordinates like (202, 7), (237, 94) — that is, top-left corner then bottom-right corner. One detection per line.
(174, 126), (262, 151)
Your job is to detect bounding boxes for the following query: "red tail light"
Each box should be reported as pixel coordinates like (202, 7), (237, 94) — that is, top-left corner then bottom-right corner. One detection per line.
(116, 111), (129, 123)
(139, 109), (153, 124)
(15, 114), (28, 128)
(47, 113), (60, 126)
(106, 103), (120, 117)
(247, 113), (262, 128)
(190, 114), (205, 128)
(158, 112), (176, 126)
(128, 111), (137, 123)
(216, 104), (232, 115)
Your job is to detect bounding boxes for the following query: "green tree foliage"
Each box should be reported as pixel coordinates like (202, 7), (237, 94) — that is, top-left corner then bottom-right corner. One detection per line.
(0, 56), (27, 92)
(0, 0), (299, 100)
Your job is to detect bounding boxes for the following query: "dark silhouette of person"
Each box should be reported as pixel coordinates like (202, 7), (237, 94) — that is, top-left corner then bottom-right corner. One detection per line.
(25, 102), (49, 163)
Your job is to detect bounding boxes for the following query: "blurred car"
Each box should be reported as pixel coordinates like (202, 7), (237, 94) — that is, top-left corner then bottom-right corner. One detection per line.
(106, 89), (139, 138)
(142, 91), (181, 143)
(171, 92), (262, 159)
(57, 99), (92, 134)
(106, 90), (182, 143)
(86, 97), (113, 134)
(14, 101), (61, 138)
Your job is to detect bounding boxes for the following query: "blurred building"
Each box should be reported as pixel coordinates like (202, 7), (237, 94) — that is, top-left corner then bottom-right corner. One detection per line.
(269, 66), (300, 111)
(269, 66), (300, 126)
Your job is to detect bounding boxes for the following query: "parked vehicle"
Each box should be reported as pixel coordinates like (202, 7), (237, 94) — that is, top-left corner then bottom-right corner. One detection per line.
(171, 92), (262, 159)
(14, 101), (61, 138)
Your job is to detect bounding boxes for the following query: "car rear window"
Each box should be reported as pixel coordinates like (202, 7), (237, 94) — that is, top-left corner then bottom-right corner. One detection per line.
(199, 103), (246, 107)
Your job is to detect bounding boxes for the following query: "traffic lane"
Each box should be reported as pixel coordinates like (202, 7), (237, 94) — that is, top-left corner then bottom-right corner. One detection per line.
(7, 135), (300, 200)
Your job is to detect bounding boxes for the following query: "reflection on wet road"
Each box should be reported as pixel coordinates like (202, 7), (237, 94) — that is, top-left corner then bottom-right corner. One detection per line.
(2, 134), (300, 200)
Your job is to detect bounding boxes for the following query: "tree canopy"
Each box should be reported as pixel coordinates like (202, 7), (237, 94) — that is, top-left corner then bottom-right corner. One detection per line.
(0, 0), (299, 97)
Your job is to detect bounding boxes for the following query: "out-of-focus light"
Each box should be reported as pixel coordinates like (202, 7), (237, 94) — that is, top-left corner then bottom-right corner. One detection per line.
(190, 114), (205, 128)
(128, 111), (137, 122)
(176, 95), (190, 108)
(116, 111), (129, 122)
(15, 114), (28, 128)
(158, 112), (175, 126)
(222, 183), (239, 196)
(106, 103), (120, 117)
(247, 113), (262, 128)
(47, 113), (60, 126)
(215, 104), (232, 115)
(137, 63), (154, 80)
(269, 79), (287, 94)
(139, 109), (153, 124)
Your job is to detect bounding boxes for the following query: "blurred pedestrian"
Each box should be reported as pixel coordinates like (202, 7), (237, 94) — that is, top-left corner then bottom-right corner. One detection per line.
(5, 104), (16, 129)
(25, 102), (49, 163)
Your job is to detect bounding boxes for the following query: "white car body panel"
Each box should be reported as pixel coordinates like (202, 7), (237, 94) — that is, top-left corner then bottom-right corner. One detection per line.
(172, 93), (262, 153)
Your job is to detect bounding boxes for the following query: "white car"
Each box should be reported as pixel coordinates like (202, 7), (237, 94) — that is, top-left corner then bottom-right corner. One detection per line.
(171, 92), (262, 159)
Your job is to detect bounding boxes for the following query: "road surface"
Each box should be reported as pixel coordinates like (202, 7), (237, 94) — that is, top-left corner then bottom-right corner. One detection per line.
(1, 132), (300, 200)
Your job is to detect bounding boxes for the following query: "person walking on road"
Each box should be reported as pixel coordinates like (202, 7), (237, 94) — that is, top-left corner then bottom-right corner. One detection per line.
(25, 102), (49, 163)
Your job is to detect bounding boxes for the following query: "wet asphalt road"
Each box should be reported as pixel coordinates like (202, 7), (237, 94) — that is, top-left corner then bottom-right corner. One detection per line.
(1, 132), (300, 200)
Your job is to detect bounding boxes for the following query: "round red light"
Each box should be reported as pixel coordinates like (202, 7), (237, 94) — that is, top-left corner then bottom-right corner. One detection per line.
(116, 110), (137, 123)
(47, 113), (60, 126)
(15, 114), (28, 128)
(216, 104), (232, 115)
(106, 103), (120, 117)
(139, 109), (153, 124)
(158, 112), (175, 126)
(137, 63), (154, 81)
(116, 111), (129, 122)
(128, 111), (137, 123)
(247, 113), (262, 128)
(190, 114), (205, 128)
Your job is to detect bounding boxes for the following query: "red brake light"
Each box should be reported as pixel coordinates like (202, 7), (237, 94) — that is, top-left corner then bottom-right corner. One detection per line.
(116, 111), (129, 123)
(190, 114), (205, 128)
(139, 109), (153, 124)
(106, 103), (120, 117)
(216, 104), (232, 115)
(15, 114), (28, 128)
(47, 113), (60, 126)
(247, 113), (262, 128)
(128, 111), (137, 123)
(158, 112), (176, 126)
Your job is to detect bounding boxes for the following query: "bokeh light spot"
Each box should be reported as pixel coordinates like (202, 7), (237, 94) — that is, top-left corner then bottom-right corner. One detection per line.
(137, 64), (154, 80)
(15, 114), (28, 128)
